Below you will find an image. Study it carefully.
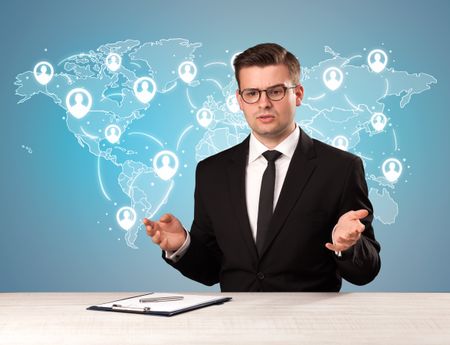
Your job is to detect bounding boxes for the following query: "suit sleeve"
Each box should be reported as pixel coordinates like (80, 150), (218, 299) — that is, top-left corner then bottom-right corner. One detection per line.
(162, 162), (222, 286)
(333, 156), (381, 285)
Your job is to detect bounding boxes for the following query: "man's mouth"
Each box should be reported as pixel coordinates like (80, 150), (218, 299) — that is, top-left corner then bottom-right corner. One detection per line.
(256, 114), (275, 119)
(256, 114), (276, 123)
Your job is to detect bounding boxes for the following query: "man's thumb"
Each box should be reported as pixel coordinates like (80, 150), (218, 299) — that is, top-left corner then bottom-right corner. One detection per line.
(353, 209), (369, 219)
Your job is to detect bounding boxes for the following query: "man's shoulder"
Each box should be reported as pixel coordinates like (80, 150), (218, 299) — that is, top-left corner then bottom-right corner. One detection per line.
(197, 139), (248, 169)
(311, 138), (361, 164)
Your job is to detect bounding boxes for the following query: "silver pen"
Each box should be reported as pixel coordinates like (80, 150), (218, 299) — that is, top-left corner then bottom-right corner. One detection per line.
(139, 295), (184, 303)
(112, 304), (151, 312)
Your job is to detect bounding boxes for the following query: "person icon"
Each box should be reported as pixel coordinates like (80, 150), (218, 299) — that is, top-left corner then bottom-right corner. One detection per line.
(37, 65), (51, 84)
(104, 124), (122, 144)
(105, 53), (122, 72)
(153, 150), (179, 181)
(196, 108), (213, 128)
(230, 51), (242, 71)
(33, 61), (54, 85)
(116, 206), (137, 231)
(370, 112), (388, 132)
(323, 67), (343, 91)
(226, 95), (240, 113)
(65, 88), (92, 119)
(382, 158), (402, 183)
(178, 61), (197, 83)
(367, 49), (388, 73)
(133, 77), (157, 104)
(332, 135), (349, 151)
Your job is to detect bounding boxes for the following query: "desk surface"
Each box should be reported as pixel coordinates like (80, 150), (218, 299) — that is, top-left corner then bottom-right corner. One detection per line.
(0, 292), (449, 345)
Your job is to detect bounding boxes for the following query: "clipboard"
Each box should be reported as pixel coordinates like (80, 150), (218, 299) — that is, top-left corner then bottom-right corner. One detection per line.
(87, 293), (232, 317)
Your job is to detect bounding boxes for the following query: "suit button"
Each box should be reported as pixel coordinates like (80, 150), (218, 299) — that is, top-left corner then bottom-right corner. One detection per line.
(257, 272), (265, 280)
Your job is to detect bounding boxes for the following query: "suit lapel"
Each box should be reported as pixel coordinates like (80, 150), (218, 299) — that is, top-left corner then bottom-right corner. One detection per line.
(259, 128), (317, 258)
(226, 136), (259, 260)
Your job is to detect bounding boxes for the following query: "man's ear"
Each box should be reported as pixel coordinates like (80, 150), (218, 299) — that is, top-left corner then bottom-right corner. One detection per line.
(236, 89), (244, 110)
(295, 84), (304, 107)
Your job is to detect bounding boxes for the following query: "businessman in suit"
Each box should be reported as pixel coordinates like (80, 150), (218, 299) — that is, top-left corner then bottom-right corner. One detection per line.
(144, 43), (381, 292)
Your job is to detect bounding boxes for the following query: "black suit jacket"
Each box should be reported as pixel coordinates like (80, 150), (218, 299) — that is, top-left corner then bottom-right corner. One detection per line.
(164, 128), (381, 292)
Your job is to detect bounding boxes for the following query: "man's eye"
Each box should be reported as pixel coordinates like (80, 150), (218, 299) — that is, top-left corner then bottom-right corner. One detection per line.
(268, 88), (283, 96)
(244, 90), (258, 97)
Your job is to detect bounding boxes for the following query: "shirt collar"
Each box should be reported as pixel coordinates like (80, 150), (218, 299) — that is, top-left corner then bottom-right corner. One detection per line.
(248, 124), (300, 163)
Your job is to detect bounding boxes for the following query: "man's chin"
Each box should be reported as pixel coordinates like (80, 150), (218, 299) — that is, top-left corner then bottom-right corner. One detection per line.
(252, 123), (295, 141)
(253, 128), (283, 138)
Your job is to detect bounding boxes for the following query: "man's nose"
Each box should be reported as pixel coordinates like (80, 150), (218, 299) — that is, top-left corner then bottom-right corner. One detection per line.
(257, 91), (272, 108)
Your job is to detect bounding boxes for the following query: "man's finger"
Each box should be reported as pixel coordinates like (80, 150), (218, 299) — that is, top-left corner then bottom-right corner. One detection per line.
(343, 221), (365, 234)
(347, 231), (362, 241)
(146, 226), (155, 237)
(152, 230), (161, 244)
(335, 236), (355, 247)
(160, 237), (169, 251)
(340, 210), (358, 221)
(325, 242), (341, 252)
(341, 209), (369, 221)
(144, 218), (157, 237)
(341, 230), (357, 241)
(342, 225), (364, 239)
(356, 222), (366, 233)
(159, 213), (173, 223)
(143, 218), (155, 230)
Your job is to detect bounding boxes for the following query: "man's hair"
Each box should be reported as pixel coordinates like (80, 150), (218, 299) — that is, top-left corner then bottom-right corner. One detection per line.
(233, 43), (300, 88)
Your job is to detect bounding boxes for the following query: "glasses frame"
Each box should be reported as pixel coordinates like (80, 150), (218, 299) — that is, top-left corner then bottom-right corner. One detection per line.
(238, 84), (298, 104)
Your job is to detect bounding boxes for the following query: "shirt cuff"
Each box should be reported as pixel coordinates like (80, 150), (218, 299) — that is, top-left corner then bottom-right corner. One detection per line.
(332, 225), (342, 258)
(165, 230), (191, 263)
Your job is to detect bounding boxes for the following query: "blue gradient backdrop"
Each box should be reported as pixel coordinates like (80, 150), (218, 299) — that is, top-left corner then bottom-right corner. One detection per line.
(1, 0), (449, 292)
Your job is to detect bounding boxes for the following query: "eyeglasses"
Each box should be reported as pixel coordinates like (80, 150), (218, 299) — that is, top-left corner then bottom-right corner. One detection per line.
(239, 84), (298, 104)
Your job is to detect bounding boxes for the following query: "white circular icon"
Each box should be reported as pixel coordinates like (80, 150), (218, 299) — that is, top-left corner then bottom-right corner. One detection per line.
(116, 206), (137, 231)
(370, 112), (388, 132)
(105, 53), (122, 72)
(178, 61), (197, 84)
(368, 49), (388, 73)
(382, 158), (402, 183)
(230, 52), (242, 71)
(133, 77), (157, 104)
(196, 108), (213, 128)
(226, 95), (240, 113)
(323, 67), (344, 91)
(332, 135), (349, 151)
(104, 124), (122, 144)
(33, 61), (54, 85)
(153, 150), (179, 181)
(65, 88), (92, 119)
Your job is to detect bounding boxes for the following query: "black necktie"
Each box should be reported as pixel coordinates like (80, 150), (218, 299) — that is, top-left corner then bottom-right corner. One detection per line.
(256, 150), (282, 255)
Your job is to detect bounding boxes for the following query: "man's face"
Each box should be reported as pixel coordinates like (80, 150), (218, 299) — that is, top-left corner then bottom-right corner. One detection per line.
(236, 64), (304, 145)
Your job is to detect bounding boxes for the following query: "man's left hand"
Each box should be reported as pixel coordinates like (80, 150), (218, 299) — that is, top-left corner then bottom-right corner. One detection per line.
(325, 209), (369, 253)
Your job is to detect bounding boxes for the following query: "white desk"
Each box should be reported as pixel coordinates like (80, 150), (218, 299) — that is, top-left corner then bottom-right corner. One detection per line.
(0, 292), (449, 344)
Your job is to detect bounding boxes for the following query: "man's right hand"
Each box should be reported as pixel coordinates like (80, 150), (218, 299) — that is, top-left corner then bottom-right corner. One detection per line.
(143, 214), (186, 252)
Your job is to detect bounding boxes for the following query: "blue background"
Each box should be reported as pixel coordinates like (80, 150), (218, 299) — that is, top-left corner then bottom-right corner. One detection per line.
(1, 0), (449, 292)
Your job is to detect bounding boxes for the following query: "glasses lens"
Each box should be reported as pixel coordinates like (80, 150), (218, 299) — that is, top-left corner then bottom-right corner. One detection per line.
(267, 86), (286, 101)
(241, 89), (259, 103)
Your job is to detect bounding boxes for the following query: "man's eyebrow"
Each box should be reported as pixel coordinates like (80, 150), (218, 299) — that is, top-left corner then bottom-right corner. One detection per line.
(242, 83), (286, 90)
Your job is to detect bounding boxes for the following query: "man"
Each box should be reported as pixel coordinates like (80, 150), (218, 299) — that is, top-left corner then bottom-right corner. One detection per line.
(144, 43), (381, 292)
